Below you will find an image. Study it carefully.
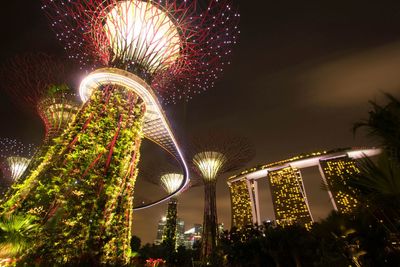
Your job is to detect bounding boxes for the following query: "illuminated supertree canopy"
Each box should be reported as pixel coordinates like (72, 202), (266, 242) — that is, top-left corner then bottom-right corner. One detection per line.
(42, 0), (240, 103)
(160, 173), (184, 194)
(0, 54), (81, 144)
(139, 158), (186, 195)
(190, 132), (254, 265)
(193, 151), (227, 182)
(144, 168), (184, 254)
(158, 172), (183, 254)
(0, 138), (36, 184)
(191, 133), (255, 181)
(0, 0), (239, 264)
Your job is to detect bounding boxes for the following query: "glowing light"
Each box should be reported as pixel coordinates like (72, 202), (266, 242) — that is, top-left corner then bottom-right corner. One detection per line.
(229, 147), (382, 182)
(103, 0), (181, 72)
(6, 157), (31, 182)
(79, 68), (189, 209)
(37, 94), (81, 141)
(160, 173), (183, 194)
(193, 151), (227, 182)
(42, 0), (240, 103)
(0, 138), (36, 183)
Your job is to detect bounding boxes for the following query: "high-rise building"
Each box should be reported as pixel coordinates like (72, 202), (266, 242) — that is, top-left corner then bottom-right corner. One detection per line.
(154, 217), (167, 245)
(319, 156), (360, 213)
(227, 148), (381, 229)
(228, 179), (258, 229)
(268, 166), (313, 229)
(176, 218), (185, 248)
(155, 216), (185, 248)
(183, 224), (202, 249)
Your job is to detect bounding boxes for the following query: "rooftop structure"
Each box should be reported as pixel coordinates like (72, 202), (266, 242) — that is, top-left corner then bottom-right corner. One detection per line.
(228, 147), (382, 229)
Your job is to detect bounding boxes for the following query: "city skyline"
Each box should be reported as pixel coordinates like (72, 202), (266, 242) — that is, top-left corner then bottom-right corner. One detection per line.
(1, 0), (400, 245)
(228, 147), (381, 229)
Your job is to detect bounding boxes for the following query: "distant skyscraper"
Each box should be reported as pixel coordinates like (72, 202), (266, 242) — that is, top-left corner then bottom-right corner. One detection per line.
(319, 156), (360, 213)
(183, 224), (202, 249)
(155, 217), (167, 245)
(176, 218), (185, 248)
(155, 216), (185, 249)
(268, 166), (313, 229)
(228, 179), (257, 229)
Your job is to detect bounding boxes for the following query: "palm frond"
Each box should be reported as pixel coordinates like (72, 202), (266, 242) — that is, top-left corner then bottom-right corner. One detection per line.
(0, 214), (39, 258)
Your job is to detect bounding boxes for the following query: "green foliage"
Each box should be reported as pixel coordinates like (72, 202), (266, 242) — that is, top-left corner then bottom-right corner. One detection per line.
(131, 235), (142, 252)
(354, 93), (400, 161)
(350, 94), (400, 233)
(162, 200), (177, 257)
(353, 152), (400, 199)
(220, 212), (400, 267)
(0, 85), (146, 265)
(46, 83), (70, 96)
(0, 214), (39, 259)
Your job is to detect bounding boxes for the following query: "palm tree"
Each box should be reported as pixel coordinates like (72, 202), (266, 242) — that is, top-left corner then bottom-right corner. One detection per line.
(0, 214), (39, 259)
(312, 212), (364, 267)
(347, 153), (400, 232)
(353, 93), (400, 162)
(352, 93), (400, 232)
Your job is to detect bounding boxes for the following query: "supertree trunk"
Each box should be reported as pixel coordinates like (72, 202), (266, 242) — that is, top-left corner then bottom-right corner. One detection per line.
(163, 198), (178, 253)
(201, 180), (218, 264)
(16, 93), (80, 184)
(1, 84), (145, 265)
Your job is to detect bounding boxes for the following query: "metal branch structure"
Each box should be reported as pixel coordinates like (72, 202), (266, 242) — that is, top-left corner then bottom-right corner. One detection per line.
(36, 86), (81, 144)
(160, 173), (184, 195)
(0, 54), (81, 191)
(41, 0), (240, 104)
(190, 132), (254, 265)
(0, 54), (81, 144)
(0, 0), (240, 264)
(0, 138), (36, 194)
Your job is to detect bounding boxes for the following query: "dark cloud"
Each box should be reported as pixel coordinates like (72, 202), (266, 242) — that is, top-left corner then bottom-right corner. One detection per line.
(299, 43), (400, 107)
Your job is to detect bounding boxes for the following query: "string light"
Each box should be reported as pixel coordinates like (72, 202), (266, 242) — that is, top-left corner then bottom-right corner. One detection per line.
(160, 173), (184, 194)
(41, 0), (240, 104)
(193, 151), (226, 182)
(0, 138), (36, 182)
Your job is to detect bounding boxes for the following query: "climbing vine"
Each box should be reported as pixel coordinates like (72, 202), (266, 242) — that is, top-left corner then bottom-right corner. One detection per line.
(1, 84), (145, 265)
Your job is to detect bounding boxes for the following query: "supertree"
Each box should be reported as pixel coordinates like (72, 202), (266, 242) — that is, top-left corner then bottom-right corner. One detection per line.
(0, 54), (81, 185)
(1, 53), (81, 145)
(0, 0), (239, 264)
(190, 133), (254, 265)
(0, 138), (36, 194)
(143, 165), (184, 253)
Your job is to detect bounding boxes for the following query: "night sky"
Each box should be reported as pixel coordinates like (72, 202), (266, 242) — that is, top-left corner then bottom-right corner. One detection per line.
(1, 0), (400, 244)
